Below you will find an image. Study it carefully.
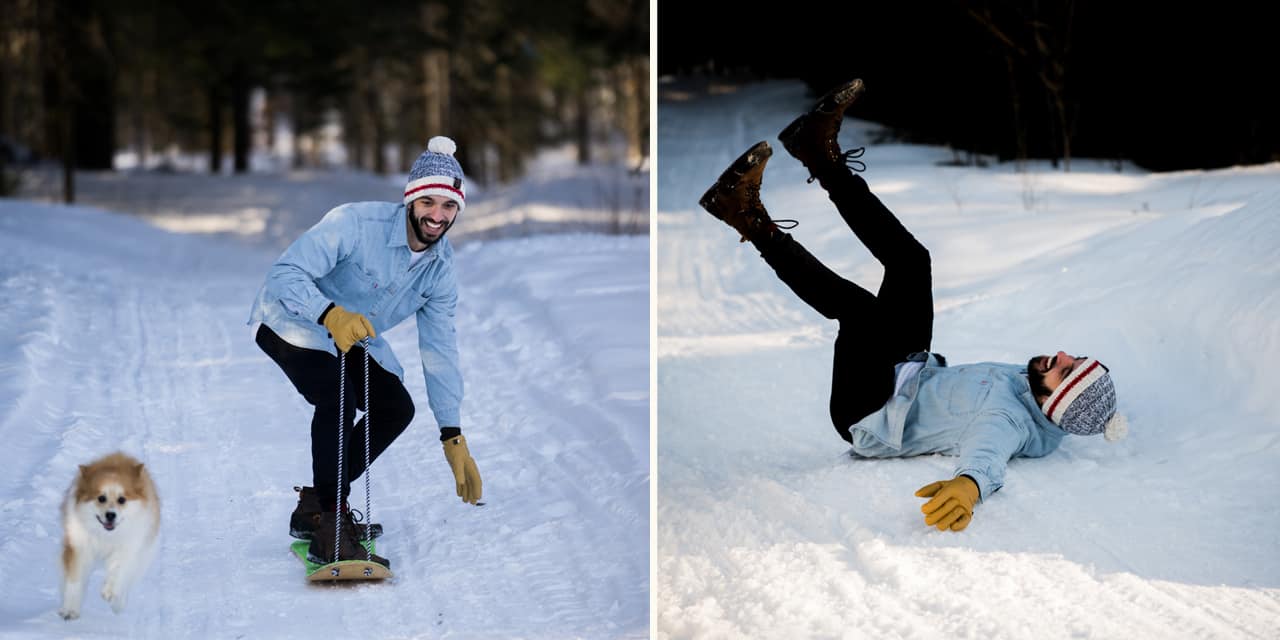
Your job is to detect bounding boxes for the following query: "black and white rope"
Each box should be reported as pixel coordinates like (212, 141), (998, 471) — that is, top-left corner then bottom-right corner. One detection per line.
(335, 350), (346, 564)
(361, 338), (373, 562)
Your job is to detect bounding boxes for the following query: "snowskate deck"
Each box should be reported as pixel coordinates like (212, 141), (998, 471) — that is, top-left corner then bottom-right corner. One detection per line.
(290, 540), (392, 581)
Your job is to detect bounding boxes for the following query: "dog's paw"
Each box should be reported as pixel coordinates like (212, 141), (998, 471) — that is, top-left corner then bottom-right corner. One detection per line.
(100, 584), (127, 613)
(57, 606), (80, 620)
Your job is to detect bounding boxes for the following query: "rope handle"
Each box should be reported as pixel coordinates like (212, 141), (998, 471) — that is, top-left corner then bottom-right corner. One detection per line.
(336, 349), (346, 562)
(335, 338), (375, 564)
(362, 338), (372, 562)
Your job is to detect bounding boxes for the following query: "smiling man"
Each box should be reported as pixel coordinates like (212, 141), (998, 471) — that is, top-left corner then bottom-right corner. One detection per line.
(249, 136), (481, 567)
(698, 80), (1125, 533)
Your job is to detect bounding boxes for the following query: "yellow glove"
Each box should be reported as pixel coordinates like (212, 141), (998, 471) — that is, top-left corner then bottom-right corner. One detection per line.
(914, 475), (980, 532)
(442, 434), (482, 505)
(322, 305), (376, 352)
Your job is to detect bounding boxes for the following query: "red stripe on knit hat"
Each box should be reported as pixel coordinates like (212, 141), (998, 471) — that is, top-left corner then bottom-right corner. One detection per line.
(1045, 360), (1102, 420)
(404, 183), (465, 200)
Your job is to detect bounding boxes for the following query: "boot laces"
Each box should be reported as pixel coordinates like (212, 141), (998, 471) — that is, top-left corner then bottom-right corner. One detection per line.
(841, 147), (867, 173)
(736, 214), (798, 243)
(804, 147), (867, 183)
(339, 500), (369, 530)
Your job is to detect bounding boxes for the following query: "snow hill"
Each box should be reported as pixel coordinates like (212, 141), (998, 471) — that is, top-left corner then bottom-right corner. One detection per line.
(0, 158), (649, 638)
(657, 80), (1280, 639)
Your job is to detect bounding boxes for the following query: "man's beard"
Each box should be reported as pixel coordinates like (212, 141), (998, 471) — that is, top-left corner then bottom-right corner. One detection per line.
(1026, 355), (1051, 400)
(409, 208), (454, 247)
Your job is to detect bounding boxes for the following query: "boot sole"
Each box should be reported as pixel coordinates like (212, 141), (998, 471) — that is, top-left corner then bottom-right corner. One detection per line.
(290, 523), (383, 541)
(698, 140), (773, 218)
(778, 78), (866, 158)
(305, 549), (391, 570)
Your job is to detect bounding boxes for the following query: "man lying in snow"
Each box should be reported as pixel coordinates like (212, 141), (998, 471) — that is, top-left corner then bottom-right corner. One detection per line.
(697, 79), (1126, 532)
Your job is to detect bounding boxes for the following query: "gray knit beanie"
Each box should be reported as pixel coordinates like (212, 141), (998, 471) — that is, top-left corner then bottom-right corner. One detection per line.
(404, 136), (466, 211)
(1042, 358), (1127, 441)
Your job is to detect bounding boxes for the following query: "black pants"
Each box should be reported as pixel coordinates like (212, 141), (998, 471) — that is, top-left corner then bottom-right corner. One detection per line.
(255, 325), (415, 505)
(753, 170), (933, 443)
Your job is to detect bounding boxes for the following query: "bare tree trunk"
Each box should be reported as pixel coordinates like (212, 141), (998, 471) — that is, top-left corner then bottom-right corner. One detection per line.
(368, 61), (387, 175)
(631, 56), (649, 168)
(61, 107), (74, 202)
(209, 85), (223, 174)
(71, 4), (113, 171)
(41, 0), (75, 201)
(231, 62), (250, 174)
(496, 63), (516, 182)
(420, 3), (451, 139)
(575, 83), (591, 165)
(1005, 54), (1026, 167)
(264, 87), (275, 151)
(421, 50), (450, 137)
(399, 132), (415, 172)
(346, 89), (366, 171)
(54, 24), (74, 201)
(289, 93), (304, 169)
(133, 67), (151, 168)
(0, 10), (9, 194)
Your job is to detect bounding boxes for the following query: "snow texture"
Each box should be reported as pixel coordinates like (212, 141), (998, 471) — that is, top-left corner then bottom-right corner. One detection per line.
(657, 80), (1280, 639)
(0, 154), (649, 638)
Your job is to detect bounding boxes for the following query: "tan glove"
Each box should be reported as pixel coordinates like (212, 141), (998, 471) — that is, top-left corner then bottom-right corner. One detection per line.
(914, 475), (980, 532)
(322, 305), (376, 352)
(442, 434), (482, 505)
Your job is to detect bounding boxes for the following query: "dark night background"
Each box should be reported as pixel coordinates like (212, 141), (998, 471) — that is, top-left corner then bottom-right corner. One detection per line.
(659, 1), (1279, 172)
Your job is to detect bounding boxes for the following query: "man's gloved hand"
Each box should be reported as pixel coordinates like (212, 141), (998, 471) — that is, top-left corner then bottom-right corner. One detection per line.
(914, 475), (980, 532)
(322, 305), (376, 352)
(442, 434), (482, 505)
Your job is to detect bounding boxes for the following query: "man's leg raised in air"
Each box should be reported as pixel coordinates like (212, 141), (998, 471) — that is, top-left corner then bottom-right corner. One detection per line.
(700, 139), (896, 442)
(779, 78), (933, 362)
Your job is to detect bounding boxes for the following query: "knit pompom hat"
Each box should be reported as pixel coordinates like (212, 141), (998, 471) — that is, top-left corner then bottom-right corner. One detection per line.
(404, 136), (466, 211)
(1042, 358), (1127, 442)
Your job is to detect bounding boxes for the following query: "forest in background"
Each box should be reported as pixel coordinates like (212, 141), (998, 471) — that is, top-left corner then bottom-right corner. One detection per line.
(0, 0), (648, 200)
(659, 1), (1277, 172)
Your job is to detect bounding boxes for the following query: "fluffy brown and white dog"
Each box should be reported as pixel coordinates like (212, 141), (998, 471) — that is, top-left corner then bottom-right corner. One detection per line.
(58, 452), (160, 620)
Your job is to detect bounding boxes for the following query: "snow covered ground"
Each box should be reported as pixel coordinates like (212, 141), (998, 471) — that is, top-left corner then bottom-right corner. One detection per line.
(0, 157), (649, 638)
(656, 80), (1280, 638)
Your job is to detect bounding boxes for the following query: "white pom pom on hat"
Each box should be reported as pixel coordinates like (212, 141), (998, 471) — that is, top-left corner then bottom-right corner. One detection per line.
(427, 135), (457, 155)
(1103, 413), (1128, 442)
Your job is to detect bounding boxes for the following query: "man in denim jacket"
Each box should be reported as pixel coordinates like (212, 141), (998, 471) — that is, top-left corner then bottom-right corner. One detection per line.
(250, 136), (481, 566)
(699, 80), (1125, 533)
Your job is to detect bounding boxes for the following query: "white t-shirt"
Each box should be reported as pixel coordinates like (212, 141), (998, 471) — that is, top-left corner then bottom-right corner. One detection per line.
(408, 248), (427, 268)
(893, 360), (925, 396)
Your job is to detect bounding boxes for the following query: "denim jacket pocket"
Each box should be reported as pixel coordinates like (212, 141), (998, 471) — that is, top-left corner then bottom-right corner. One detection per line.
(945, 373), (993, 416)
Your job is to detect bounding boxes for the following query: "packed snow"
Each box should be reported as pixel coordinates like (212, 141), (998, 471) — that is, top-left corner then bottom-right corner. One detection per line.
(656, 80), (1280, 639)
(0, 152), (649, 638)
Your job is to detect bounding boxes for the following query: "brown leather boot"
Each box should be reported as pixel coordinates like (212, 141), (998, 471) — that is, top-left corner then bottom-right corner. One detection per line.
(778, 78), (867, 181)
(698, 141), (795, 242)
(306, 510), (391, 569)
(289, 486), (382, 541)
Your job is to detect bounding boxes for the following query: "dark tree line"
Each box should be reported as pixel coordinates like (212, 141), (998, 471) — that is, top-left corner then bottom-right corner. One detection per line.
(0, 0), (648, 200)
(658, 1), (1278, 172)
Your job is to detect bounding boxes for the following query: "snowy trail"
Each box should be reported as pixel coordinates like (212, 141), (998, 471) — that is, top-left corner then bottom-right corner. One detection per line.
(657, 81), (1280, 639)
(0, 197), (648, 638)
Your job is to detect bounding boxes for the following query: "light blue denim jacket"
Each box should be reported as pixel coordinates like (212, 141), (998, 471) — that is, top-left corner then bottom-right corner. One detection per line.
(248, 201), (462, 427)
(849, 354), (1065, 500)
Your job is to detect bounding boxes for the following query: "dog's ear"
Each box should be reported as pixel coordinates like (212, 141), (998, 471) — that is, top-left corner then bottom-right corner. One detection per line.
(79, 464), (89, 475)
(132, 463), (145, 479)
